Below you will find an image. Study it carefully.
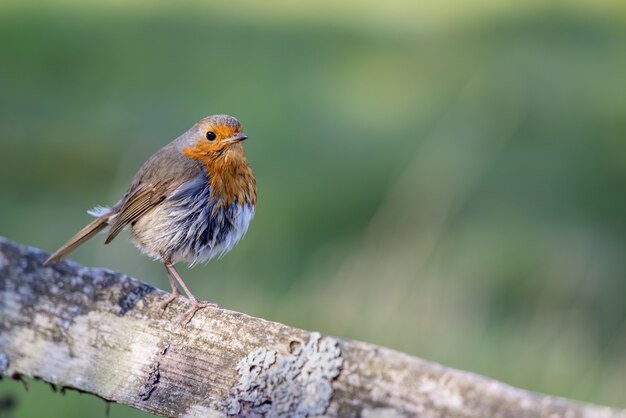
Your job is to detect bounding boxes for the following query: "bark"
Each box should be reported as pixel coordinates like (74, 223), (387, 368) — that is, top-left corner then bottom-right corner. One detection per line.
(0, 236), (623, 418)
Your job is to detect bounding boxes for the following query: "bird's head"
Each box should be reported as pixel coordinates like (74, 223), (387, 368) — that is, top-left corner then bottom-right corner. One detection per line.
(179, 114), (248, 163)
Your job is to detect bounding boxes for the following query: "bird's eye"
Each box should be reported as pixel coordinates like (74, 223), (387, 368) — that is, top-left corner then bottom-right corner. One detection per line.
(206, 131), (217, 141)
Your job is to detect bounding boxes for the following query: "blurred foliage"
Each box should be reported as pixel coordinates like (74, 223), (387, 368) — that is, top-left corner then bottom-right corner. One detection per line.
(0, 1), (625, 416)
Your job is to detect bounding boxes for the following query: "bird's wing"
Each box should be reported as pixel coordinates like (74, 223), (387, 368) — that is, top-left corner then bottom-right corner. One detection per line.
(104, 184), (168, 244)
(104, 145), (202, 244)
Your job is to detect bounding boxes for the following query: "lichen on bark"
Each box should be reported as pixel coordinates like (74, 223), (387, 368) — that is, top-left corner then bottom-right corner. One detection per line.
(225, 332), (343, 418)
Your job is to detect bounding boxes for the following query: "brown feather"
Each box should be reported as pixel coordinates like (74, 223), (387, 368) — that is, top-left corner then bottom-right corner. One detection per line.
(104, 185), (167, 244)
(104, 145), (202, 244)
(43, 213), (112, 265)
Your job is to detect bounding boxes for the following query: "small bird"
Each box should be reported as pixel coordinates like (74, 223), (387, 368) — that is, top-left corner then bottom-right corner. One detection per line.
(44, 114), (256, 322)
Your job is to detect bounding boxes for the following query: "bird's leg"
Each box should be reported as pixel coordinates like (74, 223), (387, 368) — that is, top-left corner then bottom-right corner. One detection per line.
(159, 261), (182, 310)
(163, 260), (218, 322)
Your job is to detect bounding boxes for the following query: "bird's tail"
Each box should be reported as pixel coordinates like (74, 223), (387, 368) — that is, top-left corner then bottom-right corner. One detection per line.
(43, 212), (112, 266)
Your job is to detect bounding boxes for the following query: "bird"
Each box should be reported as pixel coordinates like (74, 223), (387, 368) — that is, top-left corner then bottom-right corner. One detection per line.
(44, 114), (256, 322)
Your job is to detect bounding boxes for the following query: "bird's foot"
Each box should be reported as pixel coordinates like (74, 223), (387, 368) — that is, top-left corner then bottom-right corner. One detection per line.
(176, 300), (219, 324)
(159, 291), (180, 310)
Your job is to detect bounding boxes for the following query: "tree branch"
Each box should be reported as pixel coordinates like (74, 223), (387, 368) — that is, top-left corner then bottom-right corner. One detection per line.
(0, 236), (623, 418)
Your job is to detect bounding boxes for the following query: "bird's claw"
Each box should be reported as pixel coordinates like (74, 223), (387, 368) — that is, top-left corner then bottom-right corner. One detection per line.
(159, 292), (180, 310)
(176, 300), (219, 324)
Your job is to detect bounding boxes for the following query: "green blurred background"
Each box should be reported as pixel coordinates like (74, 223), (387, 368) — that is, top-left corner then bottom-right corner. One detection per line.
(1, 0), (625, 416)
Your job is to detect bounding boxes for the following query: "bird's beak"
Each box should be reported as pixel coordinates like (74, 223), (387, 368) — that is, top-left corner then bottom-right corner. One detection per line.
(226, 133), (248, 144)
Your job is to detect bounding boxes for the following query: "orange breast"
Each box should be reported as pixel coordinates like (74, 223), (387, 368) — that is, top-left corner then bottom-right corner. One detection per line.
(199, 147), (256, 210)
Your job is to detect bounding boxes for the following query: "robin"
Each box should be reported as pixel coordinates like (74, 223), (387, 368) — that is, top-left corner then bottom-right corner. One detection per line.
(44, 114), (256, 322)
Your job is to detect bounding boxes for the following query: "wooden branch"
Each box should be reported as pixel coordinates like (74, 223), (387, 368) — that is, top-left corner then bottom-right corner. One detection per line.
(0, 236), (623, 418)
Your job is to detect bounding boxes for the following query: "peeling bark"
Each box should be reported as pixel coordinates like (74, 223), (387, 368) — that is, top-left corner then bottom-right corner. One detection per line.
(0, 236), (624, 418)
